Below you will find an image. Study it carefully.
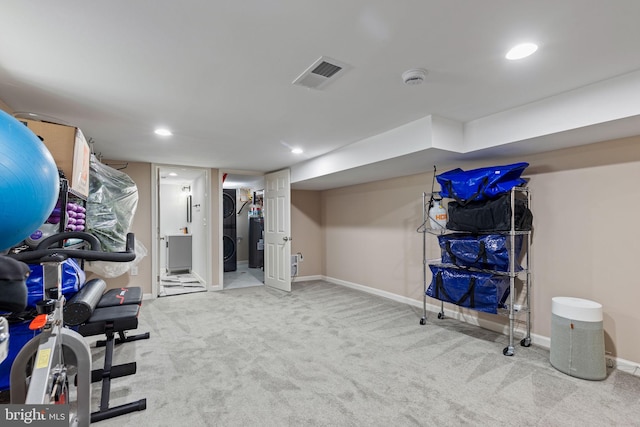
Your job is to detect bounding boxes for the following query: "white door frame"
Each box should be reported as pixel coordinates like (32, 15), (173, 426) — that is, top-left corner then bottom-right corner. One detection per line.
(216, 170), (224, 290)
(151, 164), (212, 297)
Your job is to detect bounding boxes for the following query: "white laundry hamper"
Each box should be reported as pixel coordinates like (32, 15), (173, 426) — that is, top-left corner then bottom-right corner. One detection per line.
(550, 297), (606, 380)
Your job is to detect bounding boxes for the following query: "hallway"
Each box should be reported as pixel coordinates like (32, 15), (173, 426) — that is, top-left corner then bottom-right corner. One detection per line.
(223, 262), (264, 290)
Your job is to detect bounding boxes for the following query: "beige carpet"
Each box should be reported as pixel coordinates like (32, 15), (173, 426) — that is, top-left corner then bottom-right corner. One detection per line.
(91, 280), (640, 426)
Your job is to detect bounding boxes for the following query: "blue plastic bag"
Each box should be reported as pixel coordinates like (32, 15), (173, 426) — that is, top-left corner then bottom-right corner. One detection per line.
(436, 162), (529, 204)
(25, 258), (85, 308)
(438, 233), (523, 272)
(427, 265), (510, 314)
(0, 320), (37, 391)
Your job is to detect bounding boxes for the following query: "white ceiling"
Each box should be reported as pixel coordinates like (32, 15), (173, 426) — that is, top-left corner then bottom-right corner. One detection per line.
(2, 1), (640, 190)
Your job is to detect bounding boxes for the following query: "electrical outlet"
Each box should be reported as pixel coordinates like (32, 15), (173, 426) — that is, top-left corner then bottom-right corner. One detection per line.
(606, 357), (615, 369)
(130, 266), (138, 276)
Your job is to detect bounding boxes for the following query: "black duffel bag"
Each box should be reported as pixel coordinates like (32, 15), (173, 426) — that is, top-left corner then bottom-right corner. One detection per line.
(446, 193), (533, 232)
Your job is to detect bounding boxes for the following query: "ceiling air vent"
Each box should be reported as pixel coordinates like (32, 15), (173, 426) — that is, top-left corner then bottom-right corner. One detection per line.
(292, 56), (351, 90)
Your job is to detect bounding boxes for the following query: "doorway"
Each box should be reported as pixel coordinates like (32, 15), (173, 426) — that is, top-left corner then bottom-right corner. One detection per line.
(152, 165), (211, 297)
(220, 172), (265, 290)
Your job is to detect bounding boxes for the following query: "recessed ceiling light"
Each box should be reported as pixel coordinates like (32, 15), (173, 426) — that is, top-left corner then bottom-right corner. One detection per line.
(505, 43), (538, 60)
(168, 172), (177, 176)
(154, 128), (173, 136)
(291, 148), (303, 154)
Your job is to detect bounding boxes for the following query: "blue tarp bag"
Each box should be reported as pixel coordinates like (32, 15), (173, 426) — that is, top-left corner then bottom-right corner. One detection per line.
(438, 233), (523, 272)
(436, 162), (529, 204)
(25, 258), (85, 309)
(427, 265), (510, 314)
(0, 320), (37, 391)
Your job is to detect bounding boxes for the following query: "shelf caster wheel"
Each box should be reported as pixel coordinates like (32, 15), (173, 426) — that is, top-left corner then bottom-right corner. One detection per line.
(520, 337), (531, 347)
(437, 312), (444, 319)
(503, 346), (514, 356)
(419, 317), (426, 325)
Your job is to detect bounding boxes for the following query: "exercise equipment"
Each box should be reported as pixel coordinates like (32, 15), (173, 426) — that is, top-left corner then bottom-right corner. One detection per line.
(0, 255), (30, 313)
(78, 297), (148, 423)
(6, 231), (138, 427)
(0, 256), (30, 365)
(25, 258), (85, 309)
(93, 286), (148, 345)
(63, 270), (149, 422)
(0, 317), (8, 364)
(0, 110), (60, 251)
(64, 278), (107, 326)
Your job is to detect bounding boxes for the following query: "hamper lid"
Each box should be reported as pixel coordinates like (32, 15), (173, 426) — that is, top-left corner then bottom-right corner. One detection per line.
(552, 296), (603, 322)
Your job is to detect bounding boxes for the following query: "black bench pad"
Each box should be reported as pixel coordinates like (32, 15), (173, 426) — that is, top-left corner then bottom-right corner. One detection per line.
(97, 287), (142, 308)
(78, 305), (140, 337)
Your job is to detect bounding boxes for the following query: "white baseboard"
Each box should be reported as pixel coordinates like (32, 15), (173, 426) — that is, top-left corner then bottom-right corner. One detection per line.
(323, 275), (640, 376)
(293, 275), (323, 282)
(611, 356), (640, 376)
(325, 275), (522, 337)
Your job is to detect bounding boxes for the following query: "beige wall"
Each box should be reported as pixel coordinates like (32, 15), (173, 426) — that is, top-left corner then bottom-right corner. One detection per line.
(322, 175), (427, 299)
(524, 136), (640, 363)
(291, 190), (324, 277)
(320, 136), (640, 365)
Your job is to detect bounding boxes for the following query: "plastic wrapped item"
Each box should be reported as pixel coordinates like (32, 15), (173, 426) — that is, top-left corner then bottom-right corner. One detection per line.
(86, 155), (138, 250)
(85, 155), (145, 277)
(86, 239), (147, 278)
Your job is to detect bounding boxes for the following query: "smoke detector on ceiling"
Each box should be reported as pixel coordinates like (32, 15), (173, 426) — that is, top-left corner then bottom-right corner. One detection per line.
(402, 68), (428, 85)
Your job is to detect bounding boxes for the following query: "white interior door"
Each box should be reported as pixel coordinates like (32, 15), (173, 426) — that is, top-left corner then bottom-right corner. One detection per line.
(264, 168), (291, 292)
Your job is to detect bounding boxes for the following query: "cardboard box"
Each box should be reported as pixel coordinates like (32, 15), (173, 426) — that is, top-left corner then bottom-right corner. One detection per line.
(20, 118), (91, 198)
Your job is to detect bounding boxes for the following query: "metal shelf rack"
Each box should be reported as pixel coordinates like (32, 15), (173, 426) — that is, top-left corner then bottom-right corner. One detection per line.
(417, 187), (532, 356)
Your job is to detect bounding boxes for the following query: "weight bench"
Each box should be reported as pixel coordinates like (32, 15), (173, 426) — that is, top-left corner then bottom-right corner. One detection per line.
(65, 279), (149, 423)
(94, 287), (150, 346)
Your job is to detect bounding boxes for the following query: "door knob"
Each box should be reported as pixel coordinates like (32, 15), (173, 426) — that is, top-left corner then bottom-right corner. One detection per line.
(283, 236), (292, 242)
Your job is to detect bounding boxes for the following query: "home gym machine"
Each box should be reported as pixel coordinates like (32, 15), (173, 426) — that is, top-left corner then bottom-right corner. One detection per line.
(5, 231), (140, 427)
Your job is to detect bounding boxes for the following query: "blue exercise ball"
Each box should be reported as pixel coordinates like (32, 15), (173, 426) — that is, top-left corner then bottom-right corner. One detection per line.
(0, 110), (60, 251)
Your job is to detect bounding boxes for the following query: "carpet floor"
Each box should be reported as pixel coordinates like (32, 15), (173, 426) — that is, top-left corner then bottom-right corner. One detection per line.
(90, 280), (640, 427)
